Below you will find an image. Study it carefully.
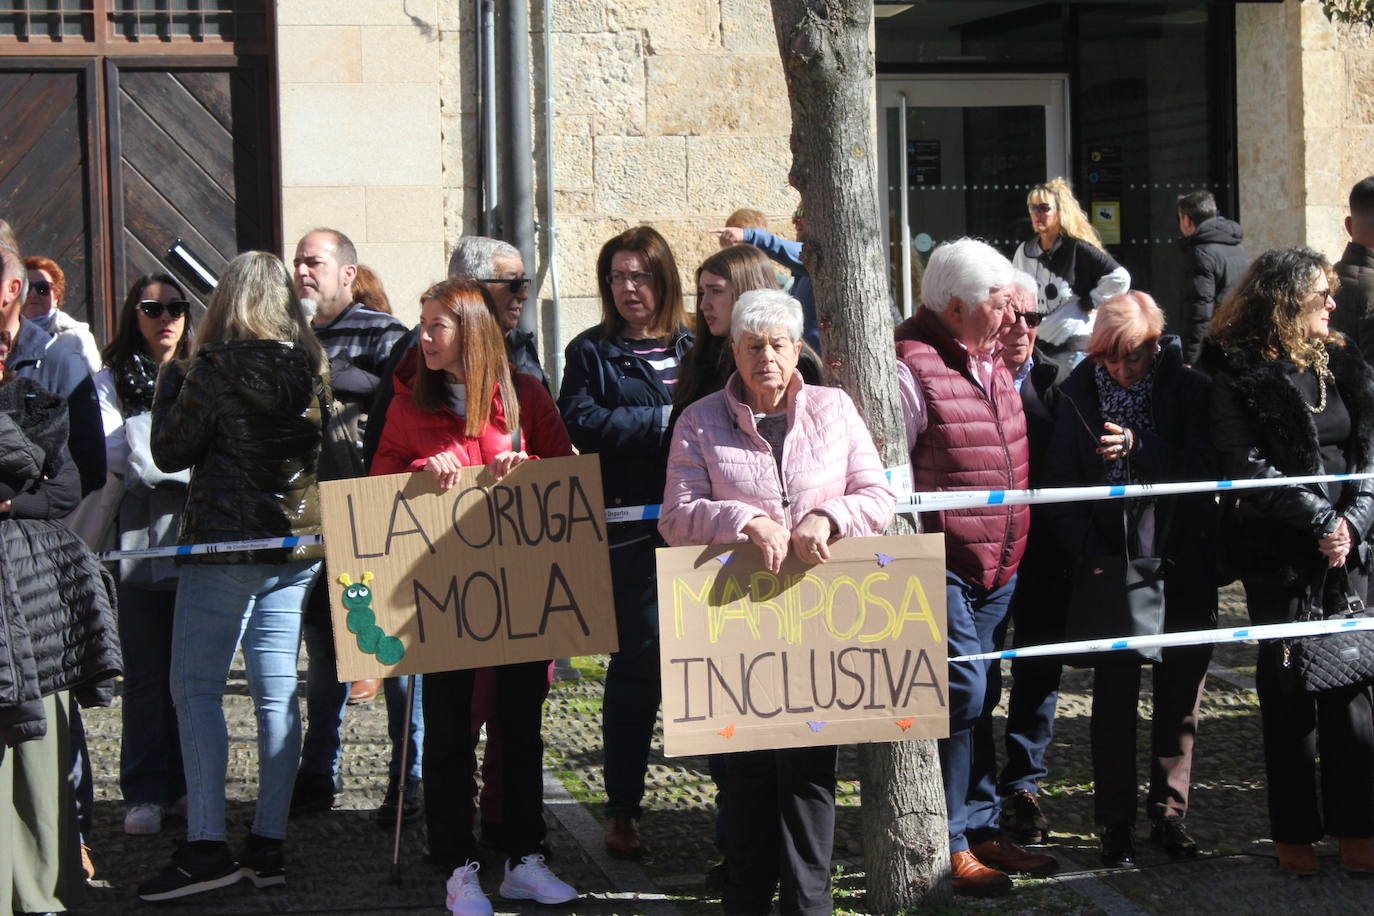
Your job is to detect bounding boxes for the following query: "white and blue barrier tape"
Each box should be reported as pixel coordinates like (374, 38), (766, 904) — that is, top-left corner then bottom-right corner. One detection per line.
(99, 535), (322, 561)
(949, 616), (1374, 663)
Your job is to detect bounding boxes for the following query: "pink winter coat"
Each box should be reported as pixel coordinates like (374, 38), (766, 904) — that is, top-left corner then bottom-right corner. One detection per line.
(659, 372), (894, 547)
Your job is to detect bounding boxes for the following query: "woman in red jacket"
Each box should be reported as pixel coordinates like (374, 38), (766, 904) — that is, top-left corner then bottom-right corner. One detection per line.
(371, 278), (576, 914)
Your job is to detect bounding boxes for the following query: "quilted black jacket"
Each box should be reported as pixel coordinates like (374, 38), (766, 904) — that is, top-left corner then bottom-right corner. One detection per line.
(151, 340), (326, 565)
(0, 376), (121, 745)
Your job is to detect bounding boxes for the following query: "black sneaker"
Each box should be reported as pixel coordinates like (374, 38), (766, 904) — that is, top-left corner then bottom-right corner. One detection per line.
(136, 841), (241, 902)
(239, 832), (286, 888)
(1099, 824), (1136, 868)
(289, 770), (338, 817)
(1150, 816), (1199, 859)
(374, 777), (424, 828)
(1001, 789), (1050, 845)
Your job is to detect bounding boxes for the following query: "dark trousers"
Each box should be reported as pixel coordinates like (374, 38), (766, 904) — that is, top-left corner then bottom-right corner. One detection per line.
(1245, 574), (1374, 843)
(717, 746), (836, 916)
(422, 661), (549, 864)
(603, 535), (662, 820)
(1089, 644), (1211, 826)
(117, 582), (185, 807)
(998, 567), (1066, 797)
(940, 570), (1016, 852)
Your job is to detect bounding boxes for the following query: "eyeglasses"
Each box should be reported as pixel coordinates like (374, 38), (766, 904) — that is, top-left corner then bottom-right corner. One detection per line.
(1311, 288), (1334, 301)
(29, 281), (51, 296)
(1029, 203), (1054, 215)
(138, 299), (190, 319)
(1014, 311), (1044, 328)
(481, 276), (529, 296)
(793, 207), (805, 220)
(604, 271), (654, 289)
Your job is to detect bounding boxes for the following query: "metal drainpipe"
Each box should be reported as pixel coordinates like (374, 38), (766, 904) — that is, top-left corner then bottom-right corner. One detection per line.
(504, 0), (536, 337)
(542, 0), (562, 393)
(480, 0), (499, 236)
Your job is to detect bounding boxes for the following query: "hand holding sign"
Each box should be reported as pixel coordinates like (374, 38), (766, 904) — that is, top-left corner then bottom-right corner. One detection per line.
(742, 515), (791, 574)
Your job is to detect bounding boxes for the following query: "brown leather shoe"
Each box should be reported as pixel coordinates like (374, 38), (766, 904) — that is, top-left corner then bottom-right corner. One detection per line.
(950, 849), (1011, 897)
(969, 836), (1059, 877)
(347, 678), (381, 704)
(1339, 836), (1374, 876)
(1276, 842), (1320, 877)
(604, 815), (642, 860)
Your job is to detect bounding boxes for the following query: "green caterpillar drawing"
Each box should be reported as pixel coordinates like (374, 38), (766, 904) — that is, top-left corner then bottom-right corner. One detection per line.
(338, 572), (406, 665)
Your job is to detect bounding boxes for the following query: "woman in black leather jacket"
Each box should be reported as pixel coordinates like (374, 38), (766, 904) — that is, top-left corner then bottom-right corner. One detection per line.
(1202, 246), (1374, 877)
(139, 251), (327, 902)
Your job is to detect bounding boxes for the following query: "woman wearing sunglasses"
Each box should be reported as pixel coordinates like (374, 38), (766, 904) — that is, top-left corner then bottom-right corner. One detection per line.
(93, 274), (193, 837)
(23, 255), (102, 374)
(1012, 178), (1131, 372)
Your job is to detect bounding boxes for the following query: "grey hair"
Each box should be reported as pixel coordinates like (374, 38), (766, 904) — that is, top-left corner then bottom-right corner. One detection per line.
(1011, 268), (1036, 296)
(920, 237), (1014, 313)
(730, 288), (804, 344)
(448, 236), (521, 279)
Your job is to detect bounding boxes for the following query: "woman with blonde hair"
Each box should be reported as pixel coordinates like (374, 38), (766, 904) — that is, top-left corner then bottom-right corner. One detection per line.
(372, 277), (577, 911)
(1203, 247), (1374, 877)
(1013, 177), (1130, 371)
(138, 251), (327, 902)
(1045, 291), (1217, 868)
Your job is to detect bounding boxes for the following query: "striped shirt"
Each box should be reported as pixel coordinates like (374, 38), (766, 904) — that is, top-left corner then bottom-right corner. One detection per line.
(623, 337), (681, 391)
(312, 303), (409, 406)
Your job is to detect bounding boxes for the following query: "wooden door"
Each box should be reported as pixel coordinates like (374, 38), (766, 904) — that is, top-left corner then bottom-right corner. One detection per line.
(0, 60), (106, 338)
(107, 57), (276, 315)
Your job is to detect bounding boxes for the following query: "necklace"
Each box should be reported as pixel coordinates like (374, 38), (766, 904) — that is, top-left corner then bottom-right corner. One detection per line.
(1304, 345), (1334, 414)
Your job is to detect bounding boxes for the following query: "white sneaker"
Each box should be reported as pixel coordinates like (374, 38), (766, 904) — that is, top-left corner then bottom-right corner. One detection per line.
(445, 861), (493, 916)
(124, 803), (163, 835)
(499, 854), (577, 905)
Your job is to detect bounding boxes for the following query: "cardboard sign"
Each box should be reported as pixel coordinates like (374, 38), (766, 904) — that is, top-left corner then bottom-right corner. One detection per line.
(318, 454), (618, 681)
(656, 534), (949, 757)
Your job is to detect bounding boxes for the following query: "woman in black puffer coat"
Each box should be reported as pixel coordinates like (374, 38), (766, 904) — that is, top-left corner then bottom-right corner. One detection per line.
(1201, 247), (1374, 877)
(139, 251), (327, 902)
(0, 338), (120, 915)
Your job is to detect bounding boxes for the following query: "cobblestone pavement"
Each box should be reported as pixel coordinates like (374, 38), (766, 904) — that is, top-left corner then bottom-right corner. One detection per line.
(71, 585), (1374, 915)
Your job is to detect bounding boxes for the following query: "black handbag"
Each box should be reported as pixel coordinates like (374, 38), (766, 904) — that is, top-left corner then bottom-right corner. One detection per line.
(1063, 499), (1166, 666)
(1283, 568), (1374, 694)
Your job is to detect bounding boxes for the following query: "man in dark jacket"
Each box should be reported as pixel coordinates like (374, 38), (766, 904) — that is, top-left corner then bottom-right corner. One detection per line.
(895, 239), (1056, 897)
(1177, 190), (1249, 365)
(1332, 176), (1374, 364)
(447, 235), (549, 387)
(995, 273), (1067, 847)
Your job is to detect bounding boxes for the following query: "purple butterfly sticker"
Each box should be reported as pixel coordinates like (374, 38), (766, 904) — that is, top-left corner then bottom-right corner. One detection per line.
(715, 553), (733, 565)
(806, 720), (827, 732)
(875, 552), (895, 568)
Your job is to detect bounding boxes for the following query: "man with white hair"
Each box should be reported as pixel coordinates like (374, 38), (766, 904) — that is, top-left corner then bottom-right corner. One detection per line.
(895, 238), (1056, 896)
(447, 236), (547, 386)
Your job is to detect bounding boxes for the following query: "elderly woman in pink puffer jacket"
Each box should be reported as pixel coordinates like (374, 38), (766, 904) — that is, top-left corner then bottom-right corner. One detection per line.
(660, 288), (893, 916)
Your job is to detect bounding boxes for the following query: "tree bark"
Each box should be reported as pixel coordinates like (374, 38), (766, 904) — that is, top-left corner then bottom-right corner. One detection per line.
(768, 1), (953, 910)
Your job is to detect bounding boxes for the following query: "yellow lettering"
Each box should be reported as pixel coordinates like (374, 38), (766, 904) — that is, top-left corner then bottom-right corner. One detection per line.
(671, 575), (714, 639)
(824, 575), (866, 640)
(709, 575), (760, 643)
(892, 576), (943, 643)
(749, 571), (793, 642)
(858, 572), (898, 642)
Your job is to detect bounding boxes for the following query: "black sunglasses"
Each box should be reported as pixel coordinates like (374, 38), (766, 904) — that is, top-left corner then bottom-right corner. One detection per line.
(138, 299), (190, 319)
(480, 277), (529, 296)
(29, 280), (52, 296)
(1015, 310), (1044, 328)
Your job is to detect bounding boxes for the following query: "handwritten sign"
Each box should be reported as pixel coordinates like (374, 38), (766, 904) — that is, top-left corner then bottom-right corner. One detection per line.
(318, 454), (618, 681)
(656, 534), (949, 757)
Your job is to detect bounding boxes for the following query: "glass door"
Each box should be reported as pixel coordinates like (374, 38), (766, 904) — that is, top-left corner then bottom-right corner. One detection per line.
(878, 76), (1069, 317)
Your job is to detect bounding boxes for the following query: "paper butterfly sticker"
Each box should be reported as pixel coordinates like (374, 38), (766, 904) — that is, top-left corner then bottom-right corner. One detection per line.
(806, 721), (827, 732)
(895, 716), (915, 731)
(875, 552), (895, 568)
(719, 723), (736, 738)
(715, 553), (733, 565)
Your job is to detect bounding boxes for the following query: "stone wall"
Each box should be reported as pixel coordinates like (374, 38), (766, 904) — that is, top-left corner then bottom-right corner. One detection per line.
(276, 0), (446, 324)
(1236, 0), (1374, 262)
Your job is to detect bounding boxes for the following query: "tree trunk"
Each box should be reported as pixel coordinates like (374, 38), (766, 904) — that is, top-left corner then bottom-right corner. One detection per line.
(768, 1), (953, 910)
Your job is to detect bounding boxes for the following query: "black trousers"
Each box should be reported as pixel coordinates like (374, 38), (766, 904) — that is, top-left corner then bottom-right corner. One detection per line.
(422, 661), (549, 865)
(716, 745), (836, 916)
(1245, 573), (1374, 843)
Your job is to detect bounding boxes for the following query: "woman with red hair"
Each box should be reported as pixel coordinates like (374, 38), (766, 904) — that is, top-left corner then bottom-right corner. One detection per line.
(23, 255), (101, 373)
(371, 277), (577, 914)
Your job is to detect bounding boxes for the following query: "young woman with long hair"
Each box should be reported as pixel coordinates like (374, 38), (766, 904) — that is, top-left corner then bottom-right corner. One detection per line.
(138, 251), (327, 902)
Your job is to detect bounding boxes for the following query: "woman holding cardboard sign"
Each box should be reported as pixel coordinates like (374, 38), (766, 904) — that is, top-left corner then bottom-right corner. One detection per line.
(371, 277), (576, 913)
(660, 288), (893, 916)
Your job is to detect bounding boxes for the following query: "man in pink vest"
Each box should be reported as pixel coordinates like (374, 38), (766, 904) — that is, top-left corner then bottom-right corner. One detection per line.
(895, 238), (1058, 896)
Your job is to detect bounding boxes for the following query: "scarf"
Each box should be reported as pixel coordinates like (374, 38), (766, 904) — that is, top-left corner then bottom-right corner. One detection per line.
(115, 351), (160, 416)
(1094, 358), (1156, 485)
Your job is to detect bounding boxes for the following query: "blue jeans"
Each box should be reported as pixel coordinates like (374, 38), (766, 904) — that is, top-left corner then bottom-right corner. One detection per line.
(939, 570), (1016, 853)
(117, 581), (185, 807)
(171, 560), (319, 842)
(602, 534), (662, 820)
